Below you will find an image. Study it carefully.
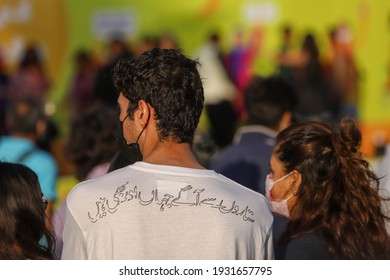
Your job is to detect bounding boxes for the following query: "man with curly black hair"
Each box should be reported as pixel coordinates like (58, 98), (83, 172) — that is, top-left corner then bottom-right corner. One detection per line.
(61, 48), (273, 260)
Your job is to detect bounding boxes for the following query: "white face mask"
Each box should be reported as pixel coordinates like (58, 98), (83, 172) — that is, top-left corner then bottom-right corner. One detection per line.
(265, 172), (294, 217)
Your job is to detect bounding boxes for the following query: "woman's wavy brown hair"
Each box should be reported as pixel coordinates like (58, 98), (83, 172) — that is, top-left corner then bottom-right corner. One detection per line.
(0, 162), (55, 259)
(274, 117), (390, 259)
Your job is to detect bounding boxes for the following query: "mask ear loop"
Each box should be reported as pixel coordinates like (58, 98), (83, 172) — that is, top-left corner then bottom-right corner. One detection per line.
(135, 107), (151, 144)
(135, 125), (145, 144)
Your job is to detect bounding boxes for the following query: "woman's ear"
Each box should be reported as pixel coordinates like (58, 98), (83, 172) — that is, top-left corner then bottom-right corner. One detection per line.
(291, 170), (302, 194)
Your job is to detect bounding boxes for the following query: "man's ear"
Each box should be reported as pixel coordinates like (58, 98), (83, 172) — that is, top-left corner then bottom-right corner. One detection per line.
(137, 100), (151, 127)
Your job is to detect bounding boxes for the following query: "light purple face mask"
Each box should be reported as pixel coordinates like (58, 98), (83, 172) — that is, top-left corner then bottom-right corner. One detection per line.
(265, 172), (294, 217)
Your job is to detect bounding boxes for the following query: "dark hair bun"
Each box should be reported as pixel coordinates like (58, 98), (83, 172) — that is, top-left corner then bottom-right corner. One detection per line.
(338, 117), (361, 153)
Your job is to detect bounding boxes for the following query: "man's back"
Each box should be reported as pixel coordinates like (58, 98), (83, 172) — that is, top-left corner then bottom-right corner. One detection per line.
(62, 162), (274, 259)
(211, 125), (275, 195)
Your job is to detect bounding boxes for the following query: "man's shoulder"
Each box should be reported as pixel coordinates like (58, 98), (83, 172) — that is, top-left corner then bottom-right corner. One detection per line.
(32, 147), (56, 159)
(215, 173), (270, 206)
(210, 142), (251, 168)
(210, 142), (271, 172)
(210, 146), (238, 168)
(67, 166), (129, 198)
(26, 148), (58, 168)
(212, 127), (274, 160)
(0, 136), (31, 151)
(0, 137), (56, 165)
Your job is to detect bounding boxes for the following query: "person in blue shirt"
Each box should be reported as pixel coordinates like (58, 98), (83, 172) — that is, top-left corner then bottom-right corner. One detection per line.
(0, 98), (58, 227)
(210, 75), (297, 195)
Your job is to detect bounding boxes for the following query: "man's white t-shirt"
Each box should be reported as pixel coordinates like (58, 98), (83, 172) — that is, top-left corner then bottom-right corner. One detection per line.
(375, 145), (390, 234)
(61, 162), (274, 259)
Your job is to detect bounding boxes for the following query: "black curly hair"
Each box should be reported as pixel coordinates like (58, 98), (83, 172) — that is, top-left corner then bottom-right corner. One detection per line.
(113, 48), (204, 144)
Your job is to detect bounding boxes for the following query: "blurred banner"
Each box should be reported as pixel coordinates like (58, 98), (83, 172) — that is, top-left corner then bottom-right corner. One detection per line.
(0, 0), (67, 81)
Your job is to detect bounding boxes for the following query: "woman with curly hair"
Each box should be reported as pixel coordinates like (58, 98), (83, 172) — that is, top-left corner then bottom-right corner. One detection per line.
(267, 117), (390, 259)
(0, 162), (55, 259)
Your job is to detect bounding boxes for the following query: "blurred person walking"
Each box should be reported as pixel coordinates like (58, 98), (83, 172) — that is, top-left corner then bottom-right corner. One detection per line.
(67, 49), (98, 116)
(197, 32), (238, 149)
(0, 98), (58, 227)
(210, 75), (297, 195)
(7, 44), (58, 153)
(323, 24), (360, 119)
(8, 44), (50, 103)
(278, 32), (333, 124)
(92, 38), (133, 107)
(226, 27), (263, 119)
(196, 32), (238, 150)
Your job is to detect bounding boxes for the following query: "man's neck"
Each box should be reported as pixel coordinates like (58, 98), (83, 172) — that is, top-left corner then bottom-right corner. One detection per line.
(143, 141), (205, 170)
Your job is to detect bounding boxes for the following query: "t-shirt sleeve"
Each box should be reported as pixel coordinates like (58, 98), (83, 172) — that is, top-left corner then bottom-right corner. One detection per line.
(263, 225), (275, 260)
(254, 203), (275, 260)
(61, 202), (87, 260)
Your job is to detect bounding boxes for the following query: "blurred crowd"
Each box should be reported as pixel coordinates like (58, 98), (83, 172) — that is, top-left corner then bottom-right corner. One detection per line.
(0, 21), (389, 260)
(0, 23), (363, 157)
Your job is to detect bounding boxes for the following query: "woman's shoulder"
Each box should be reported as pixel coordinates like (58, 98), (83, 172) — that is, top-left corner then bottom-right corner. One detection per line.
(276, 231), (331, 260)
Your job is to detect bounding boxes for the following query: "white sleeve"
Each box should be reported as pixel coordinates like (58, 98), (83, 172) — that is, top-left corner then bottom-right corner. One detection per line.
(61, 203), (87, 260)
(253, 211), (274, 260)
(264, 226), (275, 260)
